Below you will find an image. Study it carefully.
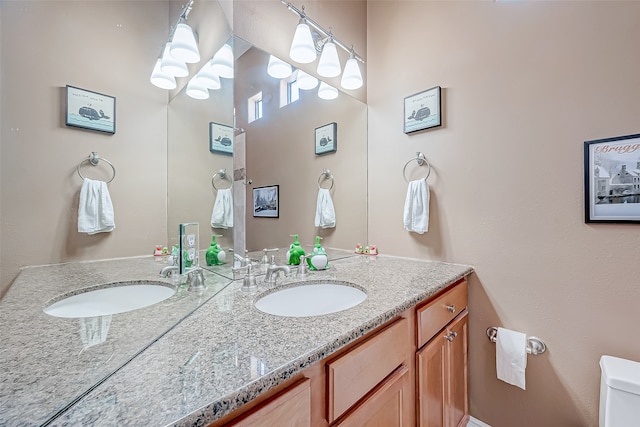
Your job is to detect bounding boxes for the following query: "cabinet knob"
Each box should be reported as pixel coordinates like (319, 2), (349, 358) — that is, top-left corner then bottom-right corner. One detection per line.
(446, 305), (456, 313)
(445, 331), (458, 342)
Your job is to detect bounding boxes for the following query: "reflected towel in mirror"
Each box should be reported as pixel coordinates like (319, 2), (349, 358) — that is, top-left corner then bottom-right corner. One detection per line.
(78, 178), (115, 234)
(403, 179), (429, 234)
(211, 188), (233, 228)
(315, 188), (335, 228)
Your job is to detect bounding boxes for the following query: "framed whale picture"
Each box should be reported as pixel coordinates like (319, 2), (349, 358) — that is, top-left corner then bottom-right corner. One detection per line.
(404, 86), (441, 134)
(315, 122), (337, 155)
(65, 85), (116, 134)
(210, 122), (233, 155)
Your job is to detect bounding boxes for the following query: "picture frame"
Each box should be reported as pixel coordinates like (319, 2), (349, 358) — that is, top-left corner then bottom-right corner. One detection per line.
(253, 185), (279, 218)
(209, 122), (234, 155)
(404, 85), (441, 134)
(315, 122), (337, 155)
(584, 133), (640, 223)
(65, 85), (116, 134)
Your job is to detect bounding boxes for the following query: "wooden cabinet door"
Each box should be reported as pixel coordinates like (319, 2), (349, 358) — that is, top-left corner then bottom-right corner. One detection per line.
(446, 312), (468, 427)
(334, 366), (410, 427)
(228, 378), (311, 427)
(417, 311), (468, 427)
(417, 329), (447, 427)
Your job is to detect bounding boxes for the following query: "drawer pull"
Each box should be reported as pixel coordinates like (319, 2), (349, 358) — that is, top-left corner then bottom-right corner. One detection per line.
(446, 305), (456, 313)
(445, 331), (458, 342)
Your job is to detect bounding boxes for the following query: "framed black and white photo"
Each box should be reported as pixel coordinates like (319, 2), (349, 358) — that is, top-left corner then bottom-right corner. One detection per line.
(315, 122), (337, 155)
(209, 122), (234, 155)
(253, 185), (279, 218)
(584, 133), (640, 223)
(66, 85), (116, 134)
(404, 86), (441, 134)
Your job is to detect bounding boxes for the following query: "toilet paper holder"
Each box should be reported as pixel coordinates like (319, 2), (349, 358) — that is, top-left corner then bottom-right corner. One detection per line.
(486, 327), (547, 355)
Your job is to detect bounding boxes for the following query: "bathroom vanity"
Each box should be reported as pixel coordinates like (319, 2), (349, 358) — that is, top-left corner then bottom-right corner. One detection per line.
(0, 253), (472, 426)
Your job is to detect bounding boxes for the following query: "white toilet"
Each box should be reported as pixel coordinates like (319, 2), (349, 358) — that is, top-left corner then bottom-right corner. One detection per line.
(599, 355), (640, 426)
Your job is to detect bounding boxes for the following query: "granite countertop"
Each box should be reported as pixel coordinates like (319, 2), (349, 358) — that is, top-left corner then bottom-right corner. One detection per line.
(40, 254), (473, 426)
(0, 256), (233, 426)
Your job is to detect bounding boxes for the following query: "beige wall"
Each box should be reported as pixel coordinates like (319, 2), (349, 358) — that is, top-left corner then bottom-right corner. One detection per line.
(368, 2), (640, 426)
(0, 1), (170, 295)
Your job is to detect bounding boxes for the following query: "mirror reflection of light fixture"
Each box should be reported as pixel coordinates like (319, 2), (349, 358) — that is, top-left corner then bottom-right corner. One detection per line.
(267, 55), (293, 79)
(150, 58), (177, 90)
(340, 51), (363, 90)
(186, 79), (209, 100)
(317, 37), (341, 78)
(211, 44), (234, 79)
(194, 61), (221, 90)
(296, 70), (318, 90)
(318, 81), (338, 100)
(160, 42), (189, 77)
(289, 17), (316, 64)
(170, 22), (200, 63)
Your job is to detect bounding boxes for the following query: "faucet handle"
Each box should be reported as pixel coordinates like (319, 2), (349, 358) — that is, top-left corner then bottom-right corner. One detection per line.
(232, 263), (257, 292)
(186, 268), (206, 293)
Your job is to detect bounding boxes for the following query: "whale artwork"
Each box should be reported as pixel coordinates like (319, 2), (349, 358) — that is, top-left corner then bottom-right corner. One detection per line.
(404, 85), (441, 134)
(407, 106), (430, 121)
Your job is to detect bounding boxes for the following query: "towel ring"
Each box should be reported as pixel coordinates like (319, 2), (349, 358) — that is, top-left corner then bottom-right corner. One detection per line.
(77, 152), (116, 183)
(212, 169), (233, 191)
(403, 152), (431, 183)
(318, 169), (334, 190)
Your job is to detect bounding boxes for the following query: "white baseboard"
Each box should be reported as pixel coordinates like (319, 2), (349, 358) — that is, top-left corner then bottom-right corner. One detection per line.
(467, 416), (492, 427)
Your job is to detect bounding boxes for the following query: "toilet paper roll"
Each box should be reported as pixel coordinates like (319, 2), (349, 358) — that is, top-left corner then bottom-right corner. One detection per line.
(496, 327), (527, 390)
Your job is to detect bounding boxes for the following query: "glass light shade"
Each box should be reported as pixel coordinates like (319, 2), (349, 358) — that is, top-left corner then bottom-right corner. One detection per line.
(170, 22), (200, 63)
(194, 61), (221, 90)
(211, 44), (234, 79)
(150, 58), (177, 90)
(160, 43), (188, 77)
(186, 79), (209, 100)
(318, 81), (338, 100)
(289, 20), (316, 64)
(340, 56), (363, 90)
(267, 55), (293, 79)
(296, 70), (318, 90)
(317, 40), (341, 78)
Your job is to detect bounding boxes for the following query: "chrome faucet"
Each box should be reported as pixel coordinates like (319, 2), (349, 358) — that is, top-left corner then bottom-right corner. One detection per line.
(160, 265), (179, 278)
(265, 257), (291, 286)
(185, 267), (206, 293)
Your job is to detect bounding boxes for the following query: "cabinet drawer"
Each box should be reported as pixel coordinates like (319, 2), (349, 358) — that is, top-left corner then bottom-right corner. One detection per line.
(417, 280), (467, 348)
(327, 317), (409, 423)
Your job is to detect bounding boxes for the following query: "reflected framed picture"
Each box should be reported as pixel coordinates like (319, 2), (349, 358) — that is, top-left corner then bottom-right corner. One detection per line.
(65, 85), (116, 134)
(404, 86), (441, 134)
(253, 185), (279, 218)
(584, 133), (640, 223)
(210, 122), (233, 155)
(315, 122), (337, 155)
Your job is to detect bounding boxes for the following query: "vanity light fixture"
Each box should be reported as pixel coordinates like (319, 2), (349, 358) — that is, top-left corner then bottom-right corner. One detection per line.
(281, 0), (365, 90)
(193, 61), (221, 90)
(150, 58), (177, 90)
(340, 50), (363, 90)
(267, 55), (293, 79)
(160, 42), (189, 77)
(289, 15), (316, 64)
(170, 21), (200, 64)
(210, 43), (234, 79)
(186, 79), (209, 100)
(296, 70), (318, 90)
(318, 81), (338, 100)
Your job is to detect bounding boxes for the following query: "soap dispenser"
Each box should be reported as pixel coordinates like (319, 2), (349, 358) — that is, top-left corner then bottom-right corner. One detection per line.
(286, 234), (306, 265)
(205, 234), (226, 266)
(307, 236), (329, 270)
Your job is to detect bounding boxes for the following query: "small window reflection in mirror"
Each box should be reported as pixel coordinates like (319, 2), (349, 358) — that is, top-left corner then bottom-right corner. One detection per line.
(248, 91), (263, 123)
(280, 73), (299, 108)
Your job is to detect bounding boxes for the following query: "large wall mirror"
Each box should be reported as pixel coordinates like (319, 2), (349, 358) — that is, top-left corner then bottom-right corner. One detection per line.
(167, 1), (368, 277)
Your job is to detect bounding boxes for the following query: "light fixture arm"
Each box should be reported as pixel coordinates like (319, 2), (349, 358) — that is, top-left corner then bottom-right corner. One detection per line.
(281, 0), (365, 64)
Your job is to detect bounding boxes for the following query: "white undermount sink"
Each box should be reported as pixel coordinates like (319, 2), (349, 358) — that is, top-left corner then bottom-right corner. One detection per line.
(44, 281), (175, 318)
(254, 280), (367, 317)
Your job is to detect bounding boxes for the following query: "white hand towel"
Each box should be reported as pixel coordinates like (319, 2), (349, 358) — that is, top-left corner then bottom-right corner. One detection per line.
(496, 327), (527, 390)
(211, 188), (233, 229)
(315, 188), (336, 228)
(403, 179), (429, 234)
(78, 178), (115, 234)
